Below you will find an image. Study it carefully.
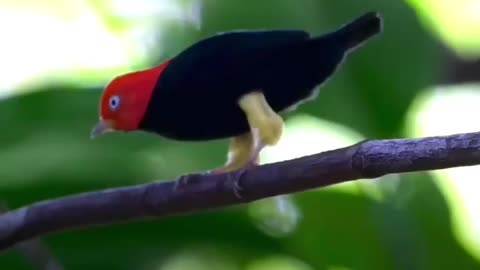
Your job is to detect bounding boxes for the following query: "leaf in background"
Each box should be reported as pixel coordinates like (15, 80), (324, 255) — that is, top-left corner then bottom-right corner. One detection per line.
(0, 0), (131, 93)
(406, 0), (480, 58)
(0, 0), (202, 96)
(406, 83), (480, 266)
(295, 0), (443, 138)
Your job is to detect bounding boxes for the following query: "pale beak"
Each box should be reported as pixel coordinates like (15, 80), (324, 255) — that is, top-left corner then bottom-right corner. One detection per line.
(90, 119), (114, 139)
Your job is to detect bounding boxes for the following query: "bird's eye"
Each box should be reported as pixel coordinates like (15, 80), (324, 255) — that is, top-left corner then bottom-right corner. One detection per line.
(109, 95), (121, 111)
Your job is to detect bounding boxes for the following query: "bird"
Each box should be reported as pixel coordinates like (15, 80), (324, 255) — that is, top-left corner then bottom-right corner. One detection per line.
(91, 11), (383, 174)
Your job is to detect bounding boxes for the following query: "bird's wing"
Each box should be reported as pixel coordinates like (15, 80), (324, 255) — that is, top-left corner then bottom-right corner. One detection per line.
(144, 30), (312, 139)
(157, 30), (310, 95)
(176, 29), (310, 61)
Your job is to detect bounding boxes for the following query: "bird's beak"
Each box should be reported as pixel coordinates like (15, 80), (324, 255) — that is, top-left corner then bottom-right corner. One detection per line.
(90, 119), (114, 139)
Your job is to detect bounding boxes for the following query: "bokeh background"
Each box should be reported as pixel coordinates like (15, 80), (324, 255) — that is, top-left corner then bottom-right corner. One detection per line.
(1, 0), (480, 269)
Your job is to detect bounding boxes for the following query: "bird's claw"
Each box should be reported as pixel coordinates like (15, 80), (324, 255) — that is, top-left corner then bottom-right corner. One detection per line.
(225, 171), (244, 198)
(173, 175), (190, 190)
(204, 165), (248, 198)
(206, 168), (227, 175)
(208, 153), (259, 175)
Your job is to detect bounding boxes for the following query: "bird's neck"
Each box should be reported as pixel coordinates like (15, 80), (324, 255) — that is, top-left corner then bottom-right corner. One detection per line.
(123, 59), (173, 130)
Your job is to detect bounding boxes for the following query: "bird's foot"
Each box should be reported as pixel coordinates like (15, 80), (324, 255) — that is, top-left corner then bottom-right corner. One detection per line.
(172, 170), (244, 198)
(208, 131), (261, 174)
(175, 134), (266, 196)
(173, 174), (190, 191)
(207, 157), (258, 175)
(208, 165), (240, 175)
(210, 138), (264, 174)
(225, 142), (265, 198)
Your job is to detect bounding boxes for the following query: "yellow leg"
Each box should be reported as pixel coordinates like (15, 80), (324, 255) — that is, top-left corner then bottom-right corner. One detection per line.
(238, 91), (284, 146)
(212, 132), (258, 173)
(210, 91), (283, 175)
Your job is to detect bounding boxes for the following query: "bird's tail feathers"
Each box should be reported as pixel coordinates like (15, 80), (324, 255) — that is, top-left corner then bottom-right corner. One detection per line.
(321, 11), (383, 51)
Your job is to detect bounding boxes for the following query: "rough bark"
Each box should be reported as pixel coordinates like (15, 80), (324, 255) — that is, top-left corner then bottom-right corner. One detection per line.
(1, 131), (480, 251)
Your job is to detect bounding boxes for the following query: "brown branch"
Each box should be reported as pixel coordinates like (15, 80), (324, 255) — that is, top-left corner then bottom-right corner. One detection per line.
(1, 131), (480, 251)
(0, 203), (63, 270)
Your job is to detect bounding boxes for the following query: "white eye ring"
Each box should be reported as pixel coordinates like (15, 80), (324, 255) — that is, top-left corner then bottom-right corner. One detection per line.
(109, 95), (121, 111)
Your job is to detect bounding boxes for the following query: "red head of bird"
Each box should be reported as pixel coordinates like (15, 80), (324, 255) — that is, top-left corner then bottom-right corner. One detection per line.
(90, 61), (171, 138)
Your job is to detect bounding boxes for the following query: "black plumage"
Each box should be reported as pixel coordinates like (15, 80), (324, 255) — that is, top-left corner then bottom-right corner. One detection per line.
(139, 11), (382, 140)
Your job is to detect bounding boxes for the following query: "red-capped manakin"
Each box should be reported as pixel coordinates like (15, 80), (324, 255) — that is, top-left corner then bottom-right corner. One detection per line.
(91, 11), (382, 173)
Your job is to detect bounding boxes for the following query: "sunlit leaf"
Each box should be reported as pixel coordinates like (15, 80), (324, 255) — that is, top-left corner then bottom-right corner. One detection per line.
(406, 83), (480, 262)
(406, 0), (480, 58)
(246, 255), (314, 270)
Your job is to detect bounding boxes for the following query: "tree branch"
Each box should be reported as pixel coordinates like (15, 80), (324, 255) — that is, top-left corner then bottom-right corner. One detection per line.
(0, 203), (63, 270)
(1, 131), (480, 251)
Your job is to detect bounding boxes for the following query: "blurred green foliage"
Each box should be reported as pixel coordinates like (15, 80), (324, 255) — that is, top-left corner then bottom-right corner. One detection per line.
(0, 0), (479, 270)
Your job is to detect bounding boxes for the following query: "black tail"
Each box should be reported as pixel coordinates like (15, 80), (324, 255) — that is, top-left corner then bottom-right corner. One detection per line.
(323, 11), (383, 51)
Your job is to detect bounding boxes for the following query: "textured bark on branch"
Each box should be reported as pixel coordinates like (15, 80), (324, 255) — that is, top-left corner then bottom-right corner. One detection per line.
(1, 131), (480, 251)
(0, 203), (63, 270)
